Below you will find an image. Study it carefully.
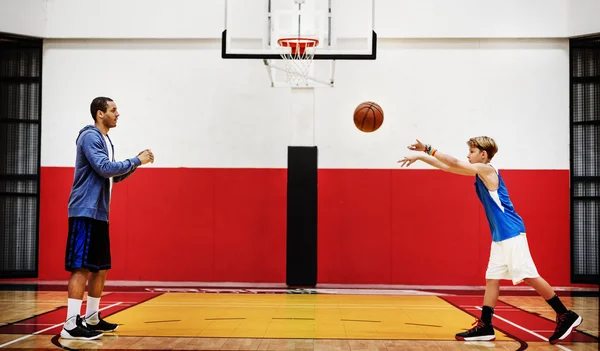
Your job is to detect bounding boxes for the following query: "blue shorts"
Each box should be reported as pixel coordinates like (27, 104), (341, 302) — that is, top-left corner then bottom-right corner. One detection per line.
(65, 217), (111, 272)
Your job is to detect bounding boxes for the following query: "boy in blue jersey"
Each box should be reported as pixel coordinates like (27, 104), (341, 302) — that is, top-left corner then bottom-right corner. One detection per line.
(398, 136), (582, 345)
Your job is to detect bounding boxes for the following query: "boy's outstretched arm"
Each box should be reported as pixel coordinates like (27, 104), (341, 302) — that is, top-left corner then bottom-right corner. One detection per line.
(400, 139), (493, 176)
(398, 153), (472, 175)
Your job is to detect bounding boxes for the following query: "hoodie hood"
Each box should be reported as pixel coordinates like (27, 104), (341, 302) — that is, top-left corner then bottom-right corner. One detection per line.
(76, 125), (103, 144)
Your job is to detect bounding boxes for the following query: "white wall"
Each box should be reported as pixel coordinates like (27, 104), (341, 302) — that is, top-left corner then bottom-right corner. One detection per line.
(43, 0), (572, 39)
(45, 0), (222, 39)
(0, 0), (575, 170)
(41, 38), (569, 170)
(569, 0), (600, 37)
(2, 0), (599, 39)
(318, 39), (570, 169)
(0, 0), (46, 37)
(377, 0), (568, 38)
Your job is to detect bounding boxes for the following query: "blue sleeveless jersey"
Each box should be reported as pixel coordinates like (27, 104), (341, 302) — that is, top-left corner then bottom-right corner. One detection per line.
(475, 167), (525, 242)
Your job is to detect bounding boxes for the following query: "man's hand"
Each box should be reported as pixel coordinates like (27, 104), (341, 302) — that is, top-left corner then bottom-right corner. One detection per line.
(137, 149), (154, 165)
(407, 139), (427, 152)
(397, 154), (421, 167)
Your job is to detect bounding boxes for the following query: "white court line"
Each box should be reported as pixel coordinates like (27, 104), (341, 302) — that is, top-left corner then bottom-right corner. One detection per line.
(0, 302), (122, 349)
(14, 323), (57, 326)
(475, 306), (572, 351)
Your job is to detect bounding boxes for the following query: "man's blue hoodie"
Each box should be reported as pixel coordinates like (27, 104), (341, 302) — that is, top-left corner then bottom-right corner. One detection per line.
(67, 125), (142, 221)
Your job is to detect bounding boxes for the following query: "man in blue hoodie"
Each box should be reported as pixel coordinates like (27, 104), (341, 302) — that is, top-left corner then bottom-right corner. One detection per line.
(61, 97), (154, 340)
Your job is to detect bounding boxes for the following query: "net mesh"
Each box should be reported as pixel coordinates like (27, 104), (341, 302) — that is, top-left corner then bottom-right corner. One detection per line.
(278, 38), (318, 86)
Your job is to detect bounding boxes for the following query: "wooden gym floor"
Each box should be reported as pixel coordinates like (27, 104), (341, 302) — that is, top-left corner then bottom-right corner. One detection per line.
(0, 285), (597, 351)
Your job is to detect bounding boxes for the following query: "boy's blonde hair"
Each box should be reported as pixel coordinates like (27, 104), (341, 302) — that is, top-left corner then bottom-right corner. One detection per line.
(467, 136), (498, 160)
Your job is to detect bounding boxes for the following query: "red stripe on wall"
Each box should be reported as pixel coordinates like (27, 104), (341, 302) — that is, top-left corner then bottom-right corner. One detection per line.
(318, 169), (571, 286)
(39, 167), (287, 282)
(40, 167), (573, 286)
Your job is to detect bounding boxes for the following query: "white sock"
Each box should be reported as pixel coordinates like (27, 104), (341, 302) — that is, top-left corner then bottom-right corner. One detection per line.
(65, 298), (82, 329)
(85, 296), (101, 324)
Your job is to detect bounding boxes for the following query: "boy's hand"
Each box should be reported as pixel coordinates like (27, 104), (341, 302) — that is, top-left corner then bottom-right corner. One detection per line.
(397, 154), (421, 167)
(407, 139), (427, 152)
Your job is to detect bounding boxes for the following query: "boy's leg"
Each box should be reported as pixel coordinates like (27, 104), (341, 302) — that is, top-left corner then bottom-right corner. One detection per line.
(523, 277), (582, 344)
(524, 276), (562, 301)
(481, 279), (500, 325)
(513, 234), (582, 345)
(483, 279), (500, 308)
(455, 279), (498, 341)
(456, 240), (505, 342)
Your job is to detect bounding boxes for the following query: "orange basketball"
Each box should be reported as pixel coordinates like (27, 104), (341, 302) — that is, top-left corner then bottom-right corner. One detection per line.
(353, 101), (384, 133)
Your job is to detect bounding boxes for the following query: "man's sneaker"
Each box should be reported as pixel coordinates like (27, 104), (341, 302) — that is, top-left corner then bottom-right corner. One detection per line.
(60, 315), (103, 340)
(549, 310), (582, 344)
(455, 319), (496, 341)
(85, 311), (119, 332)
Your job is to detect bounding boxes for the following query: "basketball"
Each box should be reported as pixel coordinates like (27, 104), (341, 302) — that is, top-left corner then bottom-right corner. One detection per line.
(353, 101), (384, 133)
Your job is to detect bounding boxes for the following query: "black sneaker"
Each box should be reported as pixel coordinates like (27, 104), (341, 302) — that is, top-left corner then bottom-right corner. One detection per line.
(60, 315), (103, 340)
(455, 319), (496, 341)
(549, 310), (582, 344)
(85, 311), (119, 332)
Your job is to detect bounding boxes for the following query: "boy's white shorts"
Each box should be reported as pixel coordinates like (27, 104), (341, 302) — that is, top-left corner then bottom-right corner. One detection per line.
(486, 233), (540, 285)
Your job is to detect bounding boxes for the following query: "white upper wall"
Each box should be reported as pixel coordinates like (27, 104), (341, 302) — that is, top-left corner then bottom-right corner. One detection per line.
(568, 0), (600, 38)
(0, 0), (582, 170)
(1, 0), (599, 39)
(41, 38), (569, 169)
(45, 0), (223, 39)
(377, 0), (568, 38)
(0, 0), (46, 37)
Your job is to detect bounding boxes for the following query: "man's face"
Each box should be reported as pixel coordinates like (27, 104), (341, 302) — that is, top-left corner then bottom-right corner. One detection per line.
(99, 101), (119, 129)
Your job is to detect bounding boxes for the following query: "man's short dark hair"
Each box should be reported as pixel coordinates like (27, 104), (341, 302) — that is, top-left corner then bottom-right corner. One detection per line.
(90, 97), (113, 121)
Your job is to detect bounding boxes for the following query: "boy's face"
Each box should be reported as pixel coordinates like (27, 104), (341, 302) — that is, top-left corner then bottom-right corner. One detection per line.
(467, 147), (486, 164)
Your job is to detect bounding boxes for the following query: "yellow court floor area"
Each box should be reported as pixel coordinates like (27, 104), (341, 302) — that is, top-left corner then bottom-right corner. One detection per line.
(108, 293), (512, 340)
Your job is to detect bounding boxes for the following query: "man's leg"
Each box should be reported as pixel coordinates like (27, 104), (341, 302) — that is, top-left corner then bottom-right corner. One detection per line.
(85, 270), (107, 321)
(85, 269), (118, 332)
(61, 268), (102, 340)
(62, 217), (103, 340)
(65, 269), (88, 329)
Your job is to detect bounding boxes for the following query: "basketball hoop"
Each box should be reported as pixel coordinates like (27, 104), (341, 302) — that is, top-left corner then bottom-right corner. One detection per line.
(277, 37), (319, 86)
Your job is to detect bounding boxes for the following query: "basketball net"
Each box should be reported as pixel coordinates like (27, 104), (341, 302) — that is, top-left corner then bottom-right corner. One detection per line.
(277, 38), (319, 86)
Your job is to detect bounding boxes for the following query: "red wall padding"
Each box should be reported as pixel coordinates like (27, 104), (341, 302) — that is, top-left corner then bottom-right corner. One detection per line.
(39, 167), (288, 282)
(39, 167), (572, 286)
(318, 169), (570, 286)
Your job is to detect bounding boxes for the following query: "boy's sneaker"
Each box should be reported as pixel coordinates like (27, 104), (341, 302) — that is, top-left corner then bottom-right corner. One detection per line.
(60, 315), (103, 340)
(85, 311), (119, 332)
(455, 319), (496, 341)
(549, 310), (582, 344)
